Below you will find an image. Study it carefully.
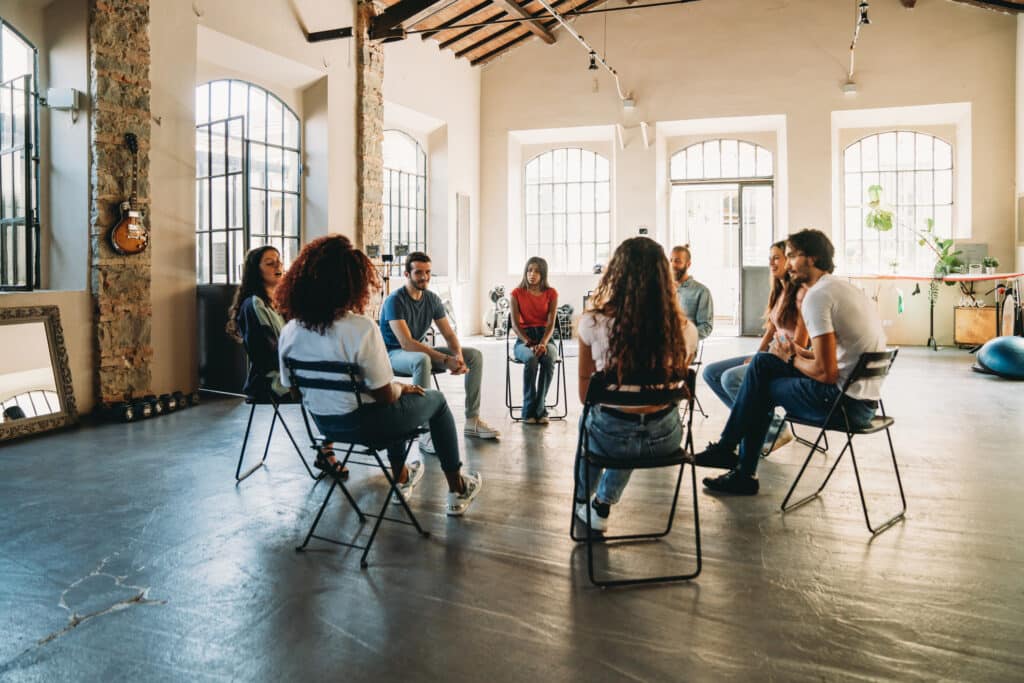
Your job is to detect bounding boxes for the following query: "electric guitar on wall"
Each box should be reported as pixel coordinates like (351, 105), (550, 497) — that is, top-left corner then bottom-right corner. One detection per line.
(108, 133), (149, 255)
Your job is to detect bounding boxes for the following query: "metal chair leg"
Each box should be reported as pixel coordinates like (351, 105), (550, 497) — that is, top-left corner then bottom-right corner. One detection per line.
(271, 403), (319, 480)
(847, 428), (907, 534)
(235, 403), (266, 482)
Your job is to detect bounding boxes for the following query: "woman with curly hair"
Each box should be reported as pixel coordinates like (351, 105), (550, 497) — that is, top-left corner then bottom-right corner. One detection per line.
(701, 240), (809, 454)
(276, 235), (482, 516)
(574, 236), (697, 532)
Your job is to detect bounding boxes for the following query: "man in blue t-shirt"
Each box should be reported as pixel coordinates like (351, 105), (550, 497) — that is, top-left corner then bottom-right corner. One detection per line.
(381, 252), (500, 451)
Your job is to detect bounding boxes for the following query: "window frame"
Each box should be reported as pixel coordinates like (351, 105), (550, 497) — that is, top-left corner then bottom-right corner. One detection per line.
(194, 79), (301, 285)
(381, 129), (427, 257)
(0, 19), (40, 292)
(522, 146), (612, 275)
(841, 130), (954, 276)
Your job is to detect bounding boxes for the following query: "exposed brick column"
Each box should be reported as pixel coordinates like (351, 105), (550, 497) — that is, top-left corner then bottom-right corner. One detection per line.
(89, 0), (152, 403)
(356, 0), (385, 249)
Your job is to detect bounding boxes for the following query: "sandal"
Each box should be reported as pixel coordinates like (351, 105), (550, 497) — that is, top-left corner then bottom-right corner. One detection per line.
(314, 449), (350, 480)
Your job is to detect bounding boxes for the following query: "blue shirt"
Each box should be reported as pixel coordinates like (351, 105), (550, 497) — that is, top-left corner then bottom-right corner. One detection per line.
(380, 287), (446, 350)
(676, 278), (714, 340)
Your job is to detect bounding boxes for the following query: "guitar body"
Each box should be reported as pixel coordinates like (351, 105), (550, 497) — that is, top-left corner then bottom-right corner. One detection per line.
(106, 132), (149, 256)
(108, 202), (148, 255)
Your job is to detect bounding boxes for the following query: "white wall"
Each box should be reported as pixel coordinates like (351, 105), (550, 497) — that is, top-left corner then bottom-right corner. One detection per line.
(479, 0), (1017, 345)
(383, 37), (481, 332)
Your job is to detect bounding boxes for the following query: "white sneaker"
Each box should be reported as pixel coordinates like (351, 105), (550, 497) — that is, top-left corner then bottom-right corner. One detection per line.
(523, 417), (539, 425)
(446, 471), (482, 516)
(391, 460), (425, 505)
(464, 417), (500, 439)
(418, 433), (436, 455)
(574, 496), (610, 532)
(763, 428), (794, 455)
(536, 415), (550, 425)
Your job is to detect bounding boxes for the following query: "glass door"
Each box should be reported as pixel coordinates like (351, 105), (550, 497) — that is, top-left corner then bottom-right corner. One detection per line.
(739, 183), (774, 336)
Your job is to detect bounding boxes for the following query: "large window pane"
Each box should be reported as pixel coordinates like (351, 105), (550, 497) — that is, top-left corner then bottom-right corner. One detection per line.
(380, 130), (427, 253)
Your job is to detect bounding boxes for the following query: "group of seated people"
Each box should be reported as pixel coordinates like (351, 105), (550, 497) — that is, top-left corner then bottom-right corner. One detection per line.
(227, 226), (886, 528)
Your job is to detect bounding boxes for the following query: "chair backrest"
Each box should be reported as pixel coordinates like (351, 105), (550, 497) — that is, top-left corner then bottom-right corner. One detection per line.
(584, 369), (691, 408)
(282, 357), (367, 408)
(839, 348), (899, 395)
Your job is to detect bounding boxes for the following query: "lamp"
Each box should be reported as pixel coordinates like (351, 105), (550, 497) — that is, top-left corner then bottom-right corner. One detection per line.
(588, 51), (598, 71)
(858, 1), (870, 26)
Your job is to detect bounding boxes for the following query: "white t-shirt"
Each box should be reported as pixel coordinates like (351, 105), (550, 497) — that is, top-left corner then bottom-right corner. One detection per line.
(801, 274), (887, 400)
(577, 312), (698, 371)
(278, 314), (394, 416)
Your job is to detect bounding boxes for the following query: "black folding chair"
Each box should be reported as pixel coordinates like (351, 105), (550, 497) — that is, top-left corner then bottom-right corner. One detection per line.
(686, 341), (709, 419)
(504, 315), (568, 422)
(779, 349), (906, 535)
(569, 369), (701, 588)
(283, 357), (430, 568)
(234, 340), (318, 483)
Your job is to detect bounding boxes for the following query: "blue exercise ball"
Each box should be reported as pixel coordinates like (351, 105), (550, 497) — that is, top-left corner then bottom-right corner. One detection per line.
(976, 336), (1024, 380)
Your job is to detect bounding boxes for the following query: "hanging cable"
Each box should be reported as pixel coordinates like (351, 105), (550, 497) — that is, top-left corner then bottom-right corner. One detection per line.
(534, 0), (628, 100)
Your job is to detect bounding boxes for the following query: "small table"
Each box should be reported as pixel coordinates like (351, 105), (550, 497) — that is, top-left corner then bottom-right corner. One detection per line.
(849, 272), (1024, 350)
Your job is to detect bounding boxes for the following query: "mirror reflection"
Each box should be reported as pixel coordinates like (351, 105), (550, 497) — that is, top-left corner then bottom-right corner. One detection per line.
(0, 321), (61, 423)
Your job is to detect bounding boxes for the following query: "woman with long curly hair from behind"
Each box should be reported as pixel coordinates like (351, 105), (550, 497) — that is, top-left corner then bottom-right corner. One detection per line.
(276, 235), (482, 515)
(574, 237), (697, 532)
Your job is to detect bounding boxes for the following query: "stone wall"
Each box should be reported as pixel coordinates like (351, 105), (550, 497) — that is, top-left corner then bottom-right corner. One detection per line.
(89, 0), (152, 403)
(356, 0), (385, 249)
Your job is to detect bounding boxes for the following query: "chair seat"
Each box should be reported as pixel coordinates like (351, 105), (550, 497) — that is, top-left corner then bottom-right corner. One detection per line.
(508, 356), (564, 364)
(322, 425), (429, 452)
(584, 447), (692, 470)
(788, 414), (895, 435)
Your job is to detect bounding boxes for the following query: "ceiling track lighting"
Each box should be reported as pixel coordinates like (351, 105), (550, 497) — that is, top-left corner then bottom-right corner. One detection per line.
(534, 0), (632, 106)
(858, 1), (871, 26)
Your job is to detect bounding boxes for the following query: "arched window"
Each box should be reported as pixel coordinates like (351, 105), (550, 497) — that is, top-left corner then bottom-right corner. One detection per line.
(0, 20), (39, 290)
(381, 130), (427, 256)
(670, 138), (773, 182)
(524, 148), (611, 273)
(195, 80), (301, 284)
(843, 131), (953, 274)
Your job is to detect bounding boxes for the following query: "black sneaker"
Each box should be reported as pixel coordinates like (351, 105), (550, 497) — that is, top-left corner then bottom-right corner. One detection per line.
(702, 469), (759, 495)
(694, 441), (739, 470)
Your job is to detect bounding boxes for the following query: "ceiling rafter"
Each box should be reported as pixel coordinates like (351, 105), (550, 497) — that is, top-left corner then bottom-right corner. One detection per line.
(491, 0), (556, 43)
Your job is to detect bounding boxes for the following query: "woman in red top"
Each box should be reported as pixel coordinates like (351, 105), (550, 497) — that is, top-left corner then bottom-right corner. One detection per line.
(510, 257), (559, 424)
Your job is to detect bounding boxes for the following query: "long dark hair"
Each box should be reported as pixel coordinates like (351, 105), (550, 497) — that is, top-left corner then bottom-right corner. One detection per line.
(517, 256), (550, 291)
(227, 245), (279, 342)
(587, 237), (689, 384)
(275, 234), (380, 334)
(765, 240), (802, 332)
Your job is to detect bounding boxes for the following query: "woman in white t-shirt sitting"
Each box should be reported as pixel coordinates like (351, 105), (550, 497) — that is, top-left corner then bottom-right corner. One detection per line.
(574, 237), (695, 532)
(276, 235), (482, 517)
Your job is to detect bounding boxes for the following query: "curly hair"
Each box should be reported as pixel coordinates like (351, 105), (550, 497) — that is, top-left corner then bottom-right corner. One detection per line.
(226, 245), (279, 342)
(587, 236), (689, 384)
(765, 240), (802, 333)
(275, 234), (380, 333)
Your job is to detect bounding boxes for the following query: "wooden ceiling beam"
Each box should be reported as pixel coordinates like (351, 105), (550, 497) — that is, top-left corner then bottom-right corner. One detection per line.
(491, 0), (556, 44)
(454, 24), (521, 58)
(420, 1), (494, 40)
(469, 0), (601, 65)
(899, 0), (916, 7)
(370, 0), (450, 39)
(403, 0), (463, 28)
(949, 0), (1024, 11)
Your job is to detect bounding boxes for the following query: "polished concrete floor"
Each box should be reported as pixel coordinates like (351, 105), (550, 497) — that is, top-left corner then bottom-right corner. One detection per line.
(2, 337), (1023, 681)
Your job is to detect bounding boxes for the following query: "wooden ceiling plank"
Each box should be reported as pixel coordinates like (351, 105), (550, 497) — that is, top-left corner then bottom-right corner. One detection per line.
(470, 0), (602, 65)
(491, 0), (556, 43)
(454, 23), (522, 57)
(438, 10), (510, 49)
(404, 0), (464, 28)
(421, 1), (499, 40)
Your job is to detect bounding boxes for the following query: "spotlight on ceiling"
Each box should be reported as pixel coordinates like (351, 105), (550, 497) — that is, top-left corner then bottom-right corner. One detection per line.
(588, 51), (598, 71)
(858, 1), (870, 26)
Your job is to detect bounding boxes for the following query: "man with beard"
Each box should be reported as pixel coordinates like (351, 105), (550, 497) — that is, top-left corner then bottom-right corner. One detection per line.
(695, 229), (886, 495)
(381, 252), (500, 452)
(671, 245), (714, 340)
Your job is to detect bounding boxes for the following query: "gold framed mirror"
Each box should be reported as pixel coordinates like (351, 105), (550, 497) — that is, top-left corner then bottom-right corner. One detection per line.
(0, 305), (78, 441)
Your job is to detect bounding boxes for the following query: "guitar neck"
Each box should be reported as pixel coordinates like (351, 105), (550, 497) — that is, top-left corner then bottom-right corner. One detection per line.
(129, 153), (139, 208)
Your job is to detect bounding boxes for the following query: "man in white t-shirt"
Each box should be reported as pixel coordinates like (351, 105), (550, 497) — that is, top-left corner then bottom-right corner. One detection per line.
(695, 228), (887, 495)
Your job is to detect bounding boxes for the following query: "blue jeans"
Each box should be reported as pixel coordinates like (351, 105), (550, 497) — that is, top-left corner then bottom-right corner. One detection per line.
(575, 406), (683, 505)
(703, 354), (786, 449)
(312, 389), (461, 474)
(388, 346), (483, 418)
(721, 352), (877, 477)
(513, 327), (558, 419)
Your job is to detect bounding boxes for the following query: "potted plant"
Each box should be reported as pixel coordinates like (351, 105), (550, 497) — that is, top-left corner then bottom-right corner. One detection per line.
(865, 185), (894, 233)
(982, 256), (999, 275)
